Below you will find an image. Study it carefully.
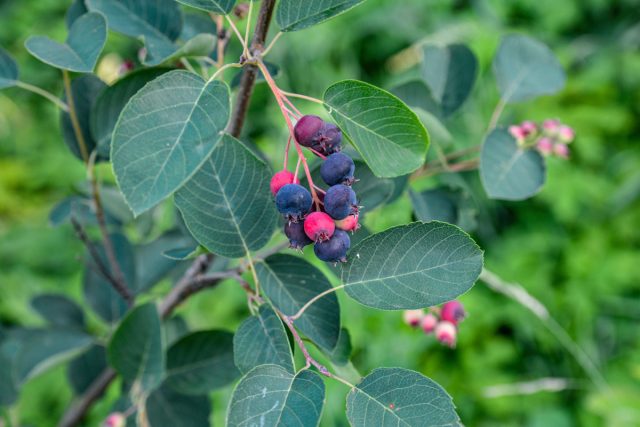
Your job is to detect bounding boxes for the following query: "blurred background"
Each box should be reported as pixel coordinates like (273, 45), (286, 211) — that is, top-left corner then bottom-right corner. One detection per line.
(1, 0), (639, 426)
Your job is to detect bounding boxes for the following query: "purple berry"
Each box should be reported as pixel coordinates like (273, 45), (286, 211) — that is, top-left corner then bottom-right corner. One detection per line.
(320, 152), (355, 186)
(284, 221), (313, 249)
(275, 184), (312, 222)
(315, 123), (342, 154)
(294, 115), (323, 147)
(314, 229), (350, 263)
(324, 184), (357, 220)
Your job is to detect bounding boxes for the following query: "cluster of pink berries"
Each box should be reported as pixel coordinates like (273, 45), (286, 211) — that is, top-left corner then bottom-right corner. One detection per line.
(509, 119), (575, 158)
(403, 300), (466, 348)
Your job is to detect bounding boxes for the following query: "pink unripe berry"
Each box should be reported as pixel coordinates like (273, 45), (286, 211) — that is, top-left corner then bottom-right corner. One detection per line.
(103, 413), (125, 427)
(441, 300), (466, 325)
(421, 313), (438, 333)
(558, 125), (575, 143)
(536, 137), (554, 156)
(270, 170), (299, 196)
(553, 143), (570, 159)
(304, 211), (335, 242)
(543, 119), (560, 133)
(435, 321), (457, 348)
(335, 214), (360, 232)
(508, 125), (526, 141)
(403, 309), (423, 327)
(520, 120), (537, 136)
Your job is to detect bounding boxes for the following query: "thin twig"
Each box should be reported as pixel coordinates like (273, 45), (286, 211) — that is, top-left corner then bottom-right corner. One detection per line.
(290, 284), (346, 320)
(214, 14), (226, 67)
(62, 70), (89, 163)
(209, 62), (243, 81)
(14, 80), (69, 111)
(226, 15), (249, 57)
(261, 31), (283, 58)
(488, 98), (507, 131)
(279, 90), (324, 105)
(57, 368), (117, 427)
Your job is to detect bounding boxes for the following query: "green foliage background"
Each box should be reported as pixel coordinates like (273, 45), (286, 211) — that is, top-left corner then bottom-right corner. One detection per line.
(1, 0), (639, 425)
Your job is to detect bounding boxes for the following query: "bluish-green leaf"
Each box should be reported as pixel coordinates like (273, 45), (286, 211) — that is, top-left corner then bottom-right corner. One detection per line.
(342, 221), (483, 310)
(324, 80), (430, 178)
(61, 74), (107, 161)
(181, 13), (217, 40)
(146, 384), (211, 427)
(108, 303), (164, 392)
(327, 327), (352, 366)
(0, 46), (18, 89)
(409, 189), (457, 224)
(143, 33), (216, 67)
(67, 345), (107, 395)
(277, 0), (367, 32)
(234, 305), (295, 374)
(31, 294), (85, 329)
(175, 134), (277, 257)
(91, 68), (168, 159)
(346, 368), (461, 426)
(49, 196), (120, 227)
(165, 316), (190, 346)
(25, 12), (106, 72)
(256, 254), (340, 352)
(480, 129), (546, 200)
(176, 0), (236, 14)
(0, 346), (18, 406)
(421, 44), (477, 117)
(493, 34), (566, 103)
(390, 80), (439, 117)
(227, 365), (325, 427)
(352, 160), (396, 212)
(165, 330), (239, 395)
(65, 0), (88, 28)
(112, 71), (230, 215)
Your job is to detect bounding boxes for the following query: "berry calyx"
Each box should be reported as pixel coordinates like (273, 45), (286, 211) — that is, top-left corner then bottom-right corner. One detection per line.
(335, 214), (359, 232)
(324, 184), (358, 220)
(294, 115), (324, 147)
(275, 184), (312, 222)
(434, 321), (457, 348)
(284, 221), (313, 250)
(403, 309), (423, 327)
(421, 313), (438, 334)
(314, 229), (350, 263)
(315, 123), (342, 155)
(441, 301), (465, 325)
(270, 170), (299, 195)
(304, 211), (335, 242)
(320, 152), (355, 186)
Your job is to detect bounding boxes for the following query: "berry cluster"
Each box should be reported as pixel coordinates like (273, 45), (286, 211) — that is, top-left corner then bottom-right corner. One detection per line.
(271, 115), (361, 263)
(509, 119), (575, 159)
(403, 300), (466, 348)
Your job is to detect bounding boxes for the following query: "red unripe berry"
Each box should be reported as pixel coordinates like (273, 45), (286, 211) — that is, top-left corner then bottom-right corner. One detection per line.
(441, 300), (465, 325)
(335, 214), (359, 232)
(270, 170), (299, 196)
(435, 321), (457, 348)
(403, 309), (423, 327)
(421, 313), (438, 334)
(304, 212), (335, 242)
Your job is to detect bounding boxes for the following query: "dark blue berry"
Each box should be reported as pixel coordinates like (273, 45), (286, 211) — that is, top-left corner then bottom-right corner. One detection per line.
(320, 152), (355, 186)
(324, 184), (357, 220)
(315, 123), (342, 155)
(275, 184), (312, 222)
(284, 221), (313, 249)
(294, 115), (323, 147)
(314, 229), (350, 263)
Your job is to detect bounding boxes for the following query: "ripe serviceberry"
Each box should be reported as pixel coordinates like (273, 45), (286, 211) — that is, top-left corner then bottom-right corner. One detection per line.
(315, 123), (342, 155)
(435, 321), (457, 348)
(314, 229), (350, 263)
(320, 152), (355, 186)
(403, 309), (423, 327)
(324, 184), (358, 220)
(421, 313), (438, 333)
(275, 184), (312, 222)
(335, 214), (359, 232)
(304, 211), (335, 242)
(270, 170), (299, 195)
(441, 301), (465, 325)
(284, 221), (313, 250)
(294, 115), (324, 147)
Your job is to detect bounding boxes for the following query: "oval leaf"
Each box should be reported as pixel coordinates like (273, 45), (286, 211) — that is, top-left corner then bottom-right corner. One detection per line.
(0, 46), (18, 89)
(480, 129), (546, 200)
(324, 80), (429, 178)
(25, 12), (106, 72)
(143, 33), (216, 67)
(256, 254), (341, 352)
(147, 384), (211, 427)
(31, 294), (85, 329)
(165, 330), (239, 395)
(277, 0), (366, 32)
(67, 345), (107, 395)
(346, 368), (461, 427)
(342, 221), (483, 310)
(175, 134), (277, 257)
(176, 0), (236, 14)
(112, 71), (230, 215)
(409, 189), (457, 225)
(65, 0), (88, 28)
(227, 365), (325, 427)
(493, 34), (566, 103)
(108, 303), (164, 392)
(233, 305), (295, 374)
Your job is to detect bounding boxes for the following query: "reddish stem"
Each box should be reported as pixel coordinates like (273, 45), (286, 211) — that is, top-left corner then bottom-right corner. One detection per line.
(284, 135), (291, 169)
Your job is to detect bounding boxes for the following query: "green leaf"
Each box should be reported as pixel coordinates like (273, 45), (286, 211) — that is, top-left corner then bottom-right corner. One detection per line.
(0, 347), (18, 406)
(175, 134), (277, 257)
(61, 74), (107, 161)
(277, 0), (367, 32)
(342, 221), (483, 310)
(146, 384), (211, 427)
(49, 195), (120, 227)
(181, 13), (217, 40)
(346, 368), (461, 426)
(324, 80), (429, 178)
(165, 316), (190, 346)
(83, 233), (136, 323)
(165, 330), (239, 395)
(421, 44), (477, 117)
(0, 45), (18, 89)
(108, 303), (164, 392)
(227, 365), (325, 427)
(352, 160), (396, 212)
(65, 0), (88, 28)
(390, 80), (439, 117)
(176, 0), (236, 14)
(31, 294), (85, 329)
(111, 71), (230, 215)
(256, 254), (340, 352)
(409, 189), (457, 225)
(143, 33), (216, 67)
(67, 345), (107, 395)
(91, 68), (168, 160)
(233, 305), (295, 374)
(25, 12), (106, 72)
(493, 34), (566, 103)
(327, 328), (352, 366)
(480, 129), (546, 200)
